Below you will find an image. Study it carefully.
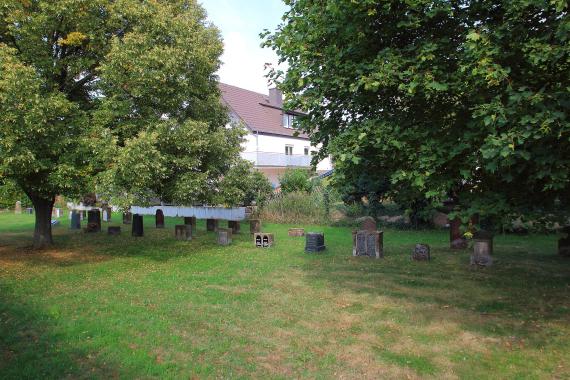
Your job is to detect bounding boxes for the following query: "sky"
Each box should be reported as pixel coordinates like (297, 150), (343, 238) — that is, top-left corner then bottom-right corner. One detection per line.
(199, 0), (288, 94)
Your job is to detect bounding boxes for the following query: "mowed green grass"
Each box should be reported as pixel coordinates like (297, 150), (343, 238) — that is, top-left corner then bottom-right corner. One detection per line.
(0, 212), (569, 379)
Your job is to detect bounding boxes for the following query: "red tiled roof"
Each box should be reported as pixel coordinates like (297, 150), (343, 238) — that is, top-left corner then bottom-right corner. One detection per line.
(219, 82), (308, 139)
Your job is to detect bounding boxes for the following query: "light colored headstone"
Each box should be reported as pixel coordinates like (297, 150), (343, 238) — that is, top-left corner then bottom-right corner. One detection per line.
(15, 201), (22, 214)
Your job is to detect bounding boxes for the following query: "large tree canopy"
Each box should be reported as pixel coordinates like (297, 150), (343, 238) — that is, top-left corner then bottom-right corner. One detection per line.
(0, 0), (249, 248)
(265, 0), (569, 228)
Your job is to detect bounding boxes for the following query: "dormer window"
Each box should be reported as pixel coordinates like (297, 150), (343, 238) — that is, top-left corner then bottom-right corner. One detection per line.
(282, 113), (296, 129)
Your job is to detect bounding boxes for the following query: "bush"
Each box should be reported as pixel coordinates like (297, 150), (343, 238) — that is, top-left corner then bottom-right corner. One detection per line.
(260, 190), (328, 224)
(279, 169), (312, 194)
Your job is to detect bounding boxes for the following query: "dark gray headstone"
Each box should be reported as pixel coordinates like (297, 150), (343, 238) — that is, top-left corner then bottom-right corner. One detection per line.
(132, 214), (144, 237)
(250, 219), (261, 234)
(206, 218), (218, 232)
(175, 224), (192, 241)
(352, 230), (383, 258)
(70, 211), (81, 230)
(108, 226), (121, 236)
(123, 212), (132, 224)
(86, 210), (101, 233)
(305, 232), (325, 253)
(412, 243), (430, 261)
(155, 209), (165, 228)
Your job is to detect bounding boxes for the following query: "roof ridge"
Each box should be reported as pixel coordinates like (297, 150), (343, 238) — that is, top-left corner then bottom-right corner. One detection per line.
(219, 82), (269, 100)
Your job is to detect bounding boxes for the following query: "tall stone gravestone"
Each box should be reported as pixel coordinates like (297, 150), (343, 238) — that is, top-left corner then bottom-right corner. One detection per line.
(123, 212), (132, 224)
(471, 231), (493, 267)
(228, 220), (240, 234)
(155, 209), (165, 228)
(15, 201), (22, 214)
(217, 228), (233, 246)
(250, 219), (261, 235)
(70, 211), (81, 230)
(132, 214), (144, 237)
(86, 210), (101, 233)
(184, 216), (196, 234)
(102, 206), (112, 222)
(175, 225), (192, 241)
(558, 227), (570, 257)
(352, 230), (383, 258)
(305, 232), (325, 253)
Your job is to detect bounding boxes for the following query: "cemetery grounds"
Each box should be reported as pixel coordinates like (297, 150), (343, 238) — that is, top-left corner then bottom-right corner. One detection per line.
(0, 212), (569, 379)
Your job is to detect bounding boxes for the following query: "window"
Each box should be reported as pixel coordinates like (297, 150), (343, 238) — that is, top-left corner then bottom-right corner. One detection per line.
(285, 145), (293, 155)
(304, 147), (310, 156)
(282, 113), (297, 129)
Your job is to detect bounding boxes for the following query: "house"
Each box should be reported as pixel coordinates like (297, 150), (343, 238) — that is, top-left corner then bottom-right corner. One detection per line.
(219, 83), (332, 187)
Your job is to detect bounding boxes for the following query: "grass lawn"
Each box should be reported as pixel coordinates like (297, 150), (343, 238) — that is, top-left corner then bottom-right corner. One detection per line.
(0, 212), (569, 379)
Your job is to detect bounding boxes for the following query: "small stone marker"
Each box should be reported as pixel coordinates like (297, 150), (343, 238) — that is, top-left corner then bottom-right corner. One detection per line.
(352, 230), (383, 258)
(250, 219), (261, 234)
(15, 201), (22, 214)
(175, 224), (192, 241)
(86, 210), (101, 233)
(206, 218), (218, 232)
(471, 231), (493, 267)
(228, 220), (241, 234)
(123, 212), (132, 224)
(70, 211), (81, 230)
(305, 232), (325, 253)
(411, 243), (430, 261)
(217, 228), (233, 246)
(132, 214), (144, 237)
(254, 232), (274, 248)
(108, 226), (121, 236)
(155, 209), (165, 228)
(558, 227), (570, 257)
(288, 228), (305, 237)
(184, 216), (197, 233)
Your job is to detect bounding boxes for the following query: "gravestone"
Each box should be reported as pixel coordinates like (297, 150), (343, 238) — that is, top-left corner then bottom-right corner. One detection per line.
(558, 227), (570, 257)
(155, 209), (165, 228)
(108, 226), (121, 236)
(254, 232), (274, 248)
(411, 243), (430, 261)
(52, 208), (62, 218)
(228, 220), (240, 234)
(305, 232), (325, 253)
(206, 218), (218, 232)
(352, 230), (383, 258)
(184, 216), (197, 234)
(450, 217), (467, 249)
(360, 216), (377, 232)
(123, 212), (132, 224)
(102, 206), (112, 222)
(175, 225), (192, 241)
(86, 210), (101, 233)
(15, 201), (22, 214)
(132, 214), (144, 237)
(217, 228), (233, 246)
(70, 211), (81, 230)
(288, 228), (305, 237)
(26, 207), (34, 214)
(470, 231), (493, 267)
(250, 219), (261, 235)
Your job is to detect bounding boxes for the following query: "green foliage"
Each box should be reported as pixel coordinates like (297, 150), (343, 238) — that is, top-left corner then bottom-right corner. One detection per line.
(0, 0), (250, 244)
(216, 162), (273, 207)
(278, 168), (312, 194)
(260, 190), (328, 224)
(0, 180), (30, 208)
(264, 0), (570, 227)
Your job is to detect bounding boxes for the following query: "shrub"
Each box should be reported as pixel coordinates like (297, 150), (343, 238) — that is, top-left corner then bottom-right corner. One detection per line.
(279, 169), (312, 194)
(260, 190), (328, 224)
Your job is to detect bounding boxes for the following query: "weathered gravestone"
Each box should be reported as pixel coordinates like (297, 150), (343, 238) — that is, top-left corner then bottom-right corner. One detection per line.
(558, 227), (570, 257)
(360, 216), (377, 232)
(184, 217), (197, 234)
(123, 212), (132, 224)
(250, 219), (261, 235)
(14, 201), (22, 214)
(132, 214), (144, 237)
(217, 228), (233, 246)
(450, 217), (467, 249)
(228, 220), (240, 234)
(70, 211), (81, 230)
(155, 209), (165, 228)
(352, 230), (383, 258)
(175, 225), (192, 241)
(52, 208), (62, 218)
(288, 228), (305, 237)
(26, 207), (34, 214)
(412, 243), (430, 261)
(101, 206), (112, 222)
(470, 231), (493, 267)
(206, 218), (218, 232)
(305, 232), (325, 253)
(86, 210), (101, 233)
(254, 232), (274, 248)
(108, 226), (121, 236)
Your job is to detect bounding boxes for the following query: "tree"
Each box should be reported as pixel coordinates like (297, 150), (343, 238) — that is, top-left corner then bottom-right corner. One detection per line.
(264, 0), (570, 228)
(0, 0), (244, 248)
(279, 168), (312, 194)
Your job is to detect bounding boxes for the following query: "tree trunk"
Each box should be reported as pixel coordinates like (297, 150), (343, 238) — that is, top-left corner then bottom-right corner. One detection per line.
(32, 196), (55, 249)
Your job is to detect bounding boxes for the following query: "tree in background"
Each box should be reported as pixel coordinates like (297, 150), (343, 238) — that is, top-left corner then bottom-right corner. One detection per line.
(0, 0), (247, 248)
(279, 168), (313, 194)
(264, 0), (569, 229)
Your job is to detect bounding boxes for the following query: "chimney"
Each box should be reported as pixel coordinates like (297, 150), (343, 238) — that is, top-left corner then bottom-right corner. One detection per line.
(268, 87), (283, 108)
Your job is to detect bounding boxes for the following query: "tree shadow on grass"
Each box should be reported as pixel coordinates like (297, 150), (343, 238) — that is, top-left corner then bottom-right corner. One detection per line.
(0, 284), (125, 379)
